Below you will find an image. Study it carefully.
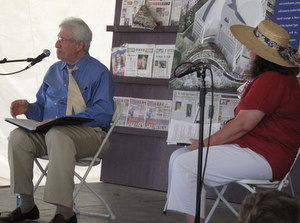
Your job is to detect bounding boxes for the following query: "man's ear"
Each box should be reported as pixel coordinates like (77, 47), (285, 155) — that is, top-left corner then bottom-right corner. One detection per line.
(76, 41), (85, 52)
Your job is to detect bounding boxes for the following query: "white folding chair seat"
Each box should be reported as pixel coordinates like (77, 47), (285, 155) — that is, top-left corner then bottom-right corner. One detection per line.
(33, 101), (123, 220)
(205, 148), (300, 223)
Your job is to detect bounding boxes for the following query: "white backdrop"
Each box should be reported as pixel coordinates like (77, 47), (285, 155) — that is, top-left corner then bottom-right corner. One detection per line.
(0, 0), (116, 185)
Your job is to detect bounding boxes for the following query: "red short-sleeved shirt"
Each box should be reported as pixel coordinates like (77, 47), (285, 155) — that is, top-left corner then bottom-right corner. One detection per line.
(231, 71), (300, 180)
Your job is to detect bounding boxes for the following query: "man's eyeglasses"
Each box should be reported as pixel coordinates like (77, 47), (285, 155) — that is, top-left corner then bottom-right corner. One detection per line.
(57, 37), (75, 43)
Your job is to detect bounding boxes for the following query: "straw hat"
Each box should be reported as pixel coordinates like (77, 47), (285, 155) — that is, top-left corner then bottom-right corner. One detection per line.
(230, 20), (299, 67)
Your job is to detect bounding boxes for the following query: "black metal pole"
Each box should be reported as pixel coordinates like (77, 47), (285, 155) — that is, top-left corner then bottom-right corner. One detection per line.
(0, 58), (34, 64)
(194, 70), (207, 223)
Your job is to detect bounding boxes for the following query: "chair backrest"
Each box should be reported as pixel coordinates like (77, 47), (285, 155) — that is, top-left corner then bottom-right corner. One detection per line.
(277, 148), (300, 189)
(75, 101), (123, 166)
(111, 101), (123, 126)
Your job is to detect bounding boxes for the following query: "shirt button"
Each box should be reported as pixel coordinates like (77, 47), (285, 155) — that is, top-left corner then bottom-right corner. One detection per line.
(54, 102), (57, 105)
(64, 84), (67, 87)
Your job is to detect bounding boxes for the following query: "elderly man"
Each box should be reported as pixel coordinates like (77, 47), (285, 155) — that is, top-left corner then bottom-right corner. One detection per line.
(1, 17), (114, 223)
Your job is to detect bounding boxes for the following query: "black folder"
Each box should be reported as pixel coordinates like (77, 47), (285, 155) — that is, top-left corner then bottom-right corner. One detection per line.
(5, 117), (94, 133)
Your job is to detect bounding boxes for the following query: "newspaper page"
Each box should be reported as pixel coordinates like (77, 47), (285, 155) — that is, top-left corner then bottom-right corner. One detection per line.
(146, 0), (173, 26)
(132, 5), (157, 30)
(171, 90), (200, 123)
(167, 119), (221, 145)
(126, 98), (147, 128)
(144, 99), (172, 131)
(169, 0), (182, 26)
(125, 44), (155, 78)
(119, 0), (146, 26)
(111, 46), (126, 76)
(152, 45), (175, 79)
(114, 97), (130, 126)
(217, 94), (239, 126)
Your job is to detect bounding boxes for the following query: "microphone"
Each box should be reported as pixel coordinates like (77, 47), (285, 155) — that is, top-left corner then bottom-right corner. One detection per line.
(26, 49), (50, 69)
(174, 60), (209, 78)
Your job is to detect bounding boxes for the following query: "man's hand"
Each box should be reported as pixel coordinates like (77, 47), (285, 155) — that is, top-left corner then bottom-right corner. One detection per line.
(10, 100), (29, 118)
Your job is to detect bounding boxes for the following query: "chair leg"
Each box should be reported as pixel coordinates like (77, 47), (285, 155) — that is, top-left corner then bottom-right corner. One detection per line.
(33, 159), (116, 220)
(214, 186), (239, 217)
(288, 175), (295, 196)
(73, 172), (116, 220)
(33, 159), (48, 200)
(163, 199), (168, 214)
(206, 185), (227, 223)
(206, 185), (239, 223)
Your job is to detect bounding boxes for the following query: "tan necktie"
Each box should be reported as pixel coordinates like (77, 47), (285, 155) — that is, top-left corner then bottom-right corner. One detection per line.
(66, 66), (86, 115)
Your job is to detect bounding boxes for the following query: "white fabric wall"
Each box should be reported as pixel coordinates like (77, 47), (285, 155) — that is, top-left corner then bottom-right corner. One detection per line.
(0, 0), (115, 185)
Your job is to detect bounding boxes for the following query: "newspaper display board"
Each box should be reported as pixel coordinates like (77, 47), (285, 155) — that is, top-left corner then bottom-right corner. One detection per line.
(152, 45), (175, 79)
(146, 0), (173, 26)
(113, 92), (238, 134)
(125, 44), (155, 78)
(114, 96), (172, 131)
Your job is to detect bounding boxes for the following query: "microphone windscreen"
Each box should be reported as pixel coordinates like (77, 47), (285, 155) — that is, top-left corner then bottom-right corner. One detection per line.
(43, 49), (51, 57)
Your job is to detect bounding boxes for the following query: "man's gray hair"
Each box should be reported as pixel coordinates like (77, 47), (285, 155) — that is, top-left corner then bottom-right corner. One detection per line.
(59, 17), (92, 52)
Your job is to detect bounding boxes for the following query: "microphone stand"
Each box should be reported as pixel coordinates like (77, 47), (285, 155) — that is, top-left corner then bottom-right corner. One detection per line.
(0, 58), (34, 75)
(173, 61), (209, 222)
(194, 66), (207, 223)
(0, 58), (34, 64)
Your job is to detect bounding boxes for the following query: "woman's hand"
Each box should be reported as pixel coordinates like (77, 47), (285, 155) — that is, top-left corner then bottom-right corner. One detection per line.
(188, 138), (199, 151)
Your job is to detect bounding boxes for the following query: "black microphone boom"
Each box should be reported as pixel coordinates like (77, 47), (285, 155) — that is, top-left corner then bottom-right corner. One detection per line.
(26, 49), (50, 69)
(174, 61), (209, 78)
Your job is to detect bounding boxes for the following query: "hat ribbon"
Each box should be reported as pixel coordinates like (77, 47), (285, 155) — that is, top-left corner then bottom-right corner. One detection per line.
(253, 27), (300, 66)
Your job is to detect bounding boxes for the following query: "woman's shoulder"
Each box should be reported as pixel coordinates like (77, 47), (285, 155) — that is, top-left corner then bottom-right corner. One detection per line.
(255, 71), (295, 83)
(258, 71), (281, 78)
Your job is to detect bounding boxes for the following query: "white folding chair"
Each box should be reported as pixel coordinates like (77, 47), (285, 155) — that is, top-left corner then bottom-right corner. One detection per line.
(205, 148), (300, 223)
(33, 101), (123, 220)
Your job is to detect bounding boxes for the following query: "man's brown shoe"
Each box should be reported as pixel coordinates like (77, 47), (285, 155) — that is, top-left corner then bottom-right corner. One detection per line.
(49, 213), (77, 223)
(0, 205), (39, 222)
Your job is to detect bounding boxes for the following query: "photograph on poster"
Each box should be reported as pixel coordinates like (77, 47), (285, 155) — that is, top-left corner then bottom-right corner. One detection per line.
(169, 0), (277, 90)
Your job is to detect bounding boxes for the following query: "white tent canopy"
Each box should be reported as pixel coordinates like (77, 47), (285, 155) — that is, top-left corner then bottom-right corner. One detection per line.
(0, 0), (116, 185)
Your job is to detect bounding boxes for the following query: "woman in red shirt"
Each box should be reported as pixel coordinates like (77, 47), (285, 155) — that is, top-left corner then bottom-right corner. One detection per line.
(166, 20), (300, 223)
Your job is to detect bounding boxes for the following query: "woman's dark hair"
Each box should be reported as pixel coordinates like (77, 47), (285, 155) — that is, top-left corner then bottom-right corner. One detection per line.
(250, 56), (300, 77)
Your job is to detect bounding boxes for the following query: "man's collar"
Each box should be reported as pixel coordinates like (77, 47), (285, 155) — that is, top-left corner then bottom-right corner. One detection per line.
(59, 53), (90, 71)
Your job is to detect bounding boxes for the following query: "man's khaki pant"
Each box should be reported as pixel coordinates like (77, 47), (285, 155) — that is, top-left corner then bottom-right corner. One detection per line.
(8, 125), (108, 208)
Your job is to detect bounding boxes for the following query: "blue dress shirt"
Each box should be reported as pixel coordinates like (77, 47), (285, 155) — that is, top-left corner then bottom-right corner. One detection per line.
(26, 53), (115, 129)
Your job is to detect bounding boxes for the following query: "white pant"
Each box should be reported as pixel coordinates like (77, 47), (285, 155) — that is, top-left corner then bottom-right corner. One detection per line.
(166, 144), (272, 218)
